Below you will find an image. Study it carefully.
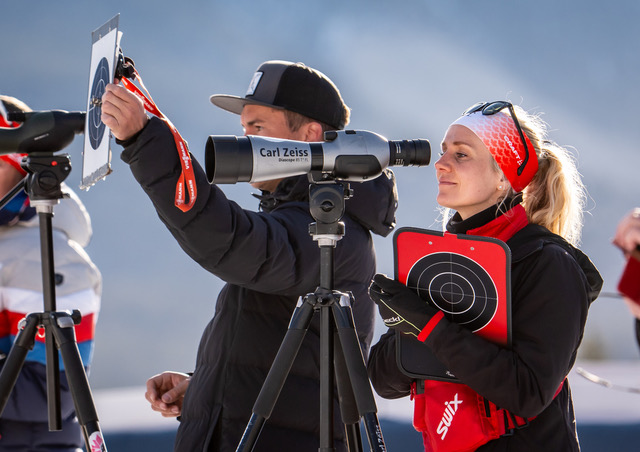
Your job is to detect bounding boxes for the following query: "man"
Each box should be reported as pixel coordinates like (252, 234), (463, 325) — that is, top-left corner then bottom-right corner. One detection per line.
(0, 95), (102, 451)
(101, 60), (397, 451)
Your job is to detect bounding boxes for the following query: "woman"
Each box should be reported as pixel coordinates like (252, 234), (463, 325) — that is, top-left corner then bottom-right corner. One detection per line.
(367, 101), (602, 451)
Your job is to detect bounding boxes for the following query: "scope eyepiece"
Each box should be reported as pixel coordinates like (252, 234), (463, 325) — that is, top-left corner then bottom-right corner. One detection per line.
(389, 139), (431, 167)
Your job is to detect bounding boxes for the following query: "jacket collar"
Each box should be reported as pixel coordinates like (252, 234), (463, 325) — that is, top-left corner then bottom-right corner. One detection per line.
(253, 175), (309, 213)
(446, 195), (527, 242)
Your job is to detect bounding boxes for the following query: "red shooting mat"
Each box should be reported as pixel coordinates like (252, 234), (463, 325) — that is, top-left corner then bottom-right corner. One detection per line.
(392, 227), (512, 381)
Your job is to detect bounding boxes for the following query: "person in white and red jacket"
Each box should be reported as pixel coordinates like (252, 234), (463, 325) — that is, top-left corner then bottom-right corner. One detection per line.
(0, 95), (102, 452)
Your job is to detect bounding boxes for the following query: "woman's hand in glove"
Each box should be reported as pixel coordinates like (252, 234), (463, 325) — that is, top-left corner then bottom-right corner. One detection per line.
(369, 274), (440, 339)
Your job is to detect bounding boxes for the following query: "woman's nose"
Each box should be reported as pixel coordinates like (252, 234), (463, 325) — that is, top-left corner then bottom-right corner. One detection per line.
(434, 154), (449, 171)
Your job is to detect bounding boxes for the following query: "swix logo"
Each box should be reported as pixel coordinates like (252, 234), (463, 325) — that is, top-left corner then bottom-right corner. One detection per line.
(436, 393), (463, 440)
(503, 134), (523, 165)
(384, 315), (402, 324)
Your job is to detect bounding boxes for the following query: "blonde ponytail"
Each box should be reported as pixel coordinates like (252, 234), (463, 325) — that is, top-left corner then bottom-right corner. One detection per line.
(518, 110), (586, 246)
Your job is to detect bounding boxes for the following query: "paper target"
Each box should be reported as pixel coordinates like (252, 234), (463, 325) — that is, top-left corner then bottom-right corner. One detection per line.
(81, 14), (120, 190)
(88, 57), (109, 150)
(407, 252), (498, 332)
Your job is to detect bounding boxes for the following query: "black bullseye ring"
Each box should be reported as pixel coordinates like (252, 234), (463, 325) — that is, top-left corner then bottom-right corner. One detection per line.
(407, 252), (497, 332)
(88, 57), (110, 149)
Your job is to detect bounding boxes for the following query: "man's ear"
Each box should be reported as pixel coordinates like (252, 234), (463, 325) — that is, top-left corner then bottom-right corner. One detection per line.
(300, 121), (325, 142)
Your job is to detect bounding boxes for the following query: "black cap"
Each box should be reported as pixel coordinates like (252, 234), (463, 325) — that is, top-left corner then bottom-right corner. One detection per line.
(210, 60), (349, 130)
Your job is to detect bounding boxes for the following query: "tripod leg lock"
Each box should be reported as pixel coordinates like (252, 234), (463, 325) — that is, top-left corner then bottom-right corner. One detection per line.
(17, 313), (42, 334)
(47, 310), (82, 328)
(55, 315), (75, 329)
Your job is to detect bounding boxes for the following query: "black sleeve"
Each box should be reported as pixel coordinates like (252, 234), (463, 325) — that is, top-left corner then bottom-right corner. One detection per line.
(367, 329), (413, 399)
(119, 117), (319, 294)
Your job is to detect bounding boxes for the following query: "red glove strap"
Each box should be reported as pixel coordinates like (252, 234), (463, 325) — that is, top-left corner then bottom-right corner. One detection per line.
(417, 311), (445, 342)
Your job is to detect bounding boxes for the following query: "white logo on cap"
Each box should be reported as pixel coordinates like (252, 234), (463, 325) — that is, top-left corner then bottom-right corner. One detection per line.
(246, 72), (263, 96)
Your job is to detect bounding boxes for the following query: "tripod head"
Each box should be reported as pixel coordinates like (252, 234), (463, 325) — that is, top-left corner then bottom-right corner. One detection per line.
(307, 173), (351, 242)
(23, 153), (72, 204)
(0, 152), (72, 220)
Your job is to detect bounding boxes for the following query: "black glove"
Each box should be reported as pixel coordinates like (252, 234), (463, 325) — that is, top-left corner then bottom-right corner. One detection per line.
(369, 274), (439, 338)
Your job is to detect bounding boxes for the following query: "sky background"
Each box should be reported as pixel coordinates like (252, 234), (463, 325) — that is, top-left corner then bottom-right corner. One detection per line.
(2, 1), (640, 391)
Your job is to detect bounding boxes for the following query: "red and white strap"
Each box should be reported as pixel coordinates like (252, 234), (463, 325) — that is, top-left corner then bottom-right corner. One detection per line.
(121, 70), (197, 212)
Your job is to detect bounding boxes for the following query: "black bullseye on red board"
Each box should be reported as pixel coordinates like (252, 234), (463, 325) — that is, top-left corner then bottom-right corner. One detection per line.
(407, 252), (498, 333)
(393, 227), (512, 381)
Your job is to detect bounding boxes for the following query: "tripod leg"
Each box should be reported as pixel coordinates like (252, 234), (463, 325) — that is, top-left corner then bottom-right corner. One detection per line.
(332, 298), (387, 452)
(49, 311), (107, 452)
(0, 314), (39, 416)
(320, 304), (336, 452)
(333, 332), (363, 452)
(45, 320), (62, 430)
(237, 296), (316, 452)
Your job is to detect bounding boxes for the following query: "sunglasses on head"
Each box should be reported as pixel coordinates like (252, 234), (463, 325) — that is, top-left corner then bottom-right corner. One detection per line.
(462, 101), (530, 176)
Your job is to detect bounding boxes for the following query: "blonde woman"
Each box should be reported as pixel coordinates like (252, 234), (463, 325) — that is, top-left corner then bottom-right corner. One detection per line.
(367, 101), (602, 451)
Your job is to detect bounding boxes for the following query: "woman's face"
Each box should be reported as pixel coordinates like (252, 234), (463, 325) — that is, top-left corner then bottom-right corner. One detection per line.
(435, 124), (505, 220)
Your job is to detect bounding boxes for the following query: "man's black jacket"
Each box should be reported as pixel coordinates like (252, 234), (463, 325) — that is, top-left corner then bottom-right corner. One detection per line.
(121, 117), (399, 452)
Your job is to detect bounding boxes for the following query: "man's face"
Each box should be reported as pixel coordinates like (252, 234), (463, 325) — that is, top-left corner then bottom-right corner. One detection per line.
(240, 104), (307, 193)
(0, 159), (23, 198)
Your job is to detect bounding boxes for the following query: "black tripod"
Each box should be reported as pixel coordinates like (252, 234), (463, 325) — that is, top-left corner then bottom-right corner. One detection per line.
(237, 178), (387, 452)
(0, 153), (107, 451)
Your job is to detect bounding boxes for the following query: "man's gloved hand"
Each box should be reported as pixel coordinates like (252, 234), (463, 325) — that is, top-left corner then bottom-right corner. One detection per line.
(369, 274), (439, 338)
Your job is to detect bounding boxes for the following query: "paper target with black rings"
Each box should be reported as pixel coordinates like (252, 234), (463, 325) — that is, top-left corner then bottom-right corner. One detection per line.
(88, 57), (110, 150)
(406, 252), (498, 333)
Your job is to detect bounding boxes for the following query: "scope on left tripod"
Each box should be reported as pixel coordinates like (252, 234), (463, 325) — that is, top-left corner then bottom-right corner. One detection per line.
(0, 110), (86, 154)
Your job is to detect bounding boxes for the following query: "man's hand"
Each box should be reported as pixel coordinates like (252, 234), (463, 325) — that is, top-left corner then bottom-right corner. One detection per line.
(101, 83), (148, 141)
(145, 371), (190, 417)
(369, 274), (438, 338)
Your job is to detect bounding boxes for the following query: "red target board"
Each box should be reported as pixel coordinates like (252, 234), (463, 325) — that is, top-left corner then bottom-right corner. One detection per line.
(393, 227), (511, 381)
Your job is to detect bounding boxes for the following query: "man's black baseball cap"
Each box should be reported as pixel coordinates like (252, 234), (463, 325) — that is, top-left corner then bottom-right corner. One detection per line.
(210, 60), (350, 130)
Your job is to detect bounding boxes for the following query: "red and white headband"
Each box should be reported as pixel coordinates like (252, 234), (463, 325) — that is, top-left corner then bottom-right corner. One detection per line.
(451, 103), (538, 192)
